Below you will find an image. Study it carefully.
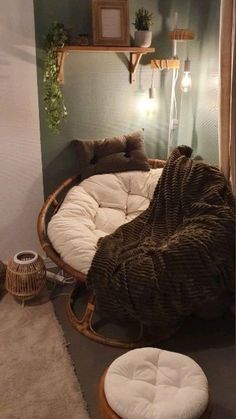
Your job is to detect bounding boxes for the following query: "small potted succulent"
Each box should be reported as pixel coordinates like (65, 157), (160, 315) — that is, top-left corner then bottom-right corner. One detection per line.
(133, 7), (153, 47)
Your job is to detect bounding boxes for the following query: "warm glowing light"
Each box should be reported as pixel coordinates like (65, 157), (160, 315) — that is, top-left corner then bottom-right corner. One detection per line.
(181, 58), (192, 93)
(136, 95), (158, 114)
(181, 71), (192, 92)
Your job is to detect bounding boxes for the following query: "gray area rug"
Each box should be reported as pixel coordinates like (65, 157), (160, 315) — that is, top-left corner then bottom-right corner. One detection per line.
(0, 292), (90, 419)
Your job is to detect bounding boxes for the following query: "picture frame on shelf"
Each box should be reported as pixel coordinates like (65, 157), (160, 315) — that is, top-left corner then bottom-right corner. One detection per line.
(92, 0), (129, 46)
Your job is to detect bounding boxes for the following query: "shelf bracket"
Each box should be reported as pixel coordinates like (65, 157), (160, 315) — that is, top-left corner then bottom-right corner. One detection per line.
(129, 53), (143, 84)
(57, 51), (66, 85)
(56, 47), (154, 85)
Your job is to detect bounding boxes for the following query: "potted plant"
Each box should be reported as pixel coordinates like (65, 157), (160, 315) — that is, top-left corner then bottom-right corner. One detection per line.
(133, 7), (153, 47)
(43, 22), (68, 133)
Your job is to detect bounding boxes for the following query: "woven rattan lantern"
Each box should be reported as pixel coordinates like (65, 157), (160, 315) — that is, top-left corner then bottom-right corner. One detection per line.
(6, 251), (46, 301)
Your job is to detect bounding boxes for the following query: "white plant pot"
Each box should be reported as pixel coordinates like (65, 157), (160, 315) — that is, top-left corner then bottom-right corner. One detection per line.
(134, 30), (152, 47)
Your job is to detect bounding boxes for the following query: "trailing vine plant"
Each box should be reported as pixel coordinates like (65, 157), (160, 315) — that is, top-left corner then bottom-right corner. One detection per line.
(43, 22), (68, 133)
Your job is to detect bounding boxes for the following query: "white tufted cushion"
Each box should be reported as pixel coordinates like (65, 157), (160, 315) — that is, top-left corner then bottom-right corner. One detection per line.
(47, 169), (162, 274)
(104, 348), (209, 419)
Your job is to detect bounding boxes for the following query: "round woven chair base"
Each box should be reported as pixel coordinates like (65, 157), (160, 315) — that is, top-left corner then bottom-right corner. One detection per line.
(99, 370), (212, 419)
(66, 284), (156, 349)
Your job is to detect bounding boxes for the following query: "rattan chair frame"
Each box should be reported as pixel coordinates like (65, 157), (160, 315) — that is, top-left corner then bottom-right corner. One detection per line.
(37, 159), (166, 348)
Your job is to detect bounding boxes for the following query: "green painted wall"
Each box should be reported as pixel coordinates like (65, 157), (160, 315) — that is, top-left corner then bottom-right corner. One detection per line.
(34, 0), (220, 197)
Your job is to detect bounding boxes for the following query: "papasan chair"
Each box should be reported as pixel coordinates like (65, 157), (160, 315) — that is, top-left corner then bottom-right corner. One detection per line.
(38, 136), (235, 348)
(38, 132), (166, 347)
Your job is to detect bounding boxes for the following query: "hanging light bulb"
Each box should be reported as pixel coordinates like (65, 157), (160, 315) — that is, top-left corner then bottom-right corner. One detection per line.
(149, 69), (156, 99)
(181, 58), (192, 93)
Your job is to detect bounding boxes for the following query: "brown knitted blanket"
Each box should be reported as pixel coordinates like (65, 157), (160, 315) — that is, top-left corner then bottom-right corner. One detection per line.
(86, 146), (235, 337)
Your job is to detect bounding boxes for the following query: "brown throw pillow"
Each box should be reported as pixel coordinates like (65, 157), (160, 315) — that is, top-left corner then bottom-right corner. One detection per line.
(73, 131), (150, 180)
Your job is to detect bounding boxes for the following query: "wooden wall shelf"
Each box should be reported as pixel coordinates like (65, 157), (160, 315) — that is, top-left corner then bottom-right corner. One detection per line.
(57, 46), (155, 84)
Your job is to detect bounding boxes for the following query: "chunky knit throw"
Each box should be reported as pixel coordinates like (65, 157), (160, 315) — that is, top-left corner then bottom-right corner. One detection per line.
(86, 146), (235, 338)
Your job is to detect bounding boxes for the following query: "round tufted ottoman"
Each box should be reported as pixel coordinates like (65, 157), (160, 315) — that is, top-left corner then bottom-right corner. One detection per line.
(99, 348), (211, 419)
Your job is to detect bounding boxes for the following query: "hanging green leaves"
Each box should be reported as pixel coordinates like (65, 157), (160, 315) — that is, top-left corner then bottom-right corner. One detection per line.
(43, 22), (68, 134)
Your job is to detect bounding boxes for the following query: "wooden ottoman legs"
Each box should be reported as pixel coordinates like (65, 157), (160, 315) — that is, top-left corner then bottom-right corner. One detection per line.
(99, 370), (121, 419)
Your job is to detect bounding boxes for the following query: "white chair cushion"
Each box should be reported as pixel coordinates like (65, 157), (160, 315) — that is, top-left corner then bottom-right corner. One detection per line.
(47, 169), (162, 274)
(104, 347), (209, 419)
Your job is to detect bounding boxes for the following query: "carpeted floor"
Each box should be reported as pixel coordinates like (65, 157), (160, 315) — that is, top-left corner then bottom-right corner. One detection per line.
(52, 284), (235, 419)
(2, 284), (233, 419)
(0, 291), (90, 419)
